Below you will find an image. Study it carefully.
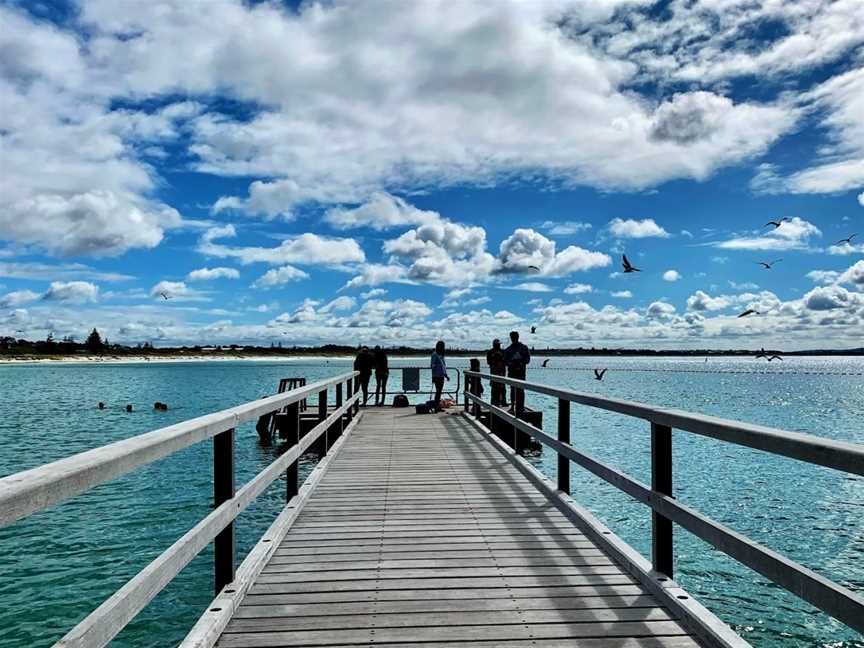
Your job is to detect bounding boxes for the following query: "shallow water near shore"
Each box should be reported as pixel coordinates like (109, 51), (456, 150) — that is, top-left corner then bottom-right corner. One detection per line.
(1, 356), (862, 647)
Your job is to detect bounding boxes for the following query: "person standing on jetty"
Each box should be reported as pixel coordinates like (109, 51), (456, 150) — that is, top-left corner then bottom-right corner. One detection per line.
(504, 330), (530, 414)
(373, 345), (389, 406)
(486, 338), (508, 408)
(430, 340), (449, 412)
(353, 346), (374, 406)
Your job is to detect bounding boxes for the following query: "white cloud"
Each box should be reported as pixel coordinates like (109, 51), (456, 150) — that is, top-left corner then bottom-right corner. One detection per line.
(512, 282), (553, 293)
(149, 280), (193, 300)
(198, 226), (365, 266)
(498, 228), (610, 276)
(361, 288), (387, 299)
(827, 242), (864, 256)
(44, 281), (99, 304)
(320, 296), (356, 313)
(647, 301), (676, 319)
(803, 285), (864, 311)
(715, 217), (821, 251)
(343, 264), (408, 290)
(859, 192), (864, 207)
(729, 281), (759, 290)
(806, 270), (840, 285)
(608, 218), (669, 239)
(324, 192), (439, 231)
(187, 267), (240, 282)
(539, 221), (592, 236)
(0, 290), (41, 308)
(564, 283), (593, 294)
(686, 290), (731, 312)
(252, 266), (310, 288)
(611, 290), (632, 298)
(662, 270), (681, 282)
(838, 260), (864, 287)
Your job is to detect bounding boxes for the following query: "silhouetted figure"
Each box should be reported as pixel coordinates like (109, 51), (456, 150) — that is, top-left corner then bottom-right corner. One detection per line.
(125, 404), (133, 412)
(486, 339), (508, 407)
(430, 340), (449, 412)
(373, 346), (389, 406)
(353, 346), (374, 406)
(97, 402), (105, 410)
(504, 331), (530, 414)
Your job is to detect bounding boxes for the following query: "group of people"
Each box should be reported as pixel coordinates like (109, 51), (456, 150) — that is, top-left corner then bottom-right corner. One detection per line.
(352, 330), (531, 414)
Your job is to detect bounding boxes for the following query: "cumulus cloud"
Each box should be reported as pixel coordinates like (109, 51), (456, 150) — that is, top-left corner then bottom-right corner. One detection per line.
(0, 290), (41, 308)
(686, 290), (731, 312)
(320, 296), (356, 313)
(806, 270), (840, 285)
(361, 288), (387, 299)
(564, 283), (593, 294)
(647, 301), (676, 319)
(663, 270), (681, 282)
(149, 280), (198, 301)
(252, 266), (310, 288)
(611, 290), (632, 298)
(803, 285), (864, 311)
(497, 229), (610, 276)
(608, 218), (669, 239)
(198, 226), (365, 266)
(838, 260), (864, 287)
(539, 221), (592, 236)
(187, 267), (240, 281)
(43, 281), (99, 304)
(325, 193), (439, 231)
(512, 282), (553, 293)
(715, 217), (821, 251)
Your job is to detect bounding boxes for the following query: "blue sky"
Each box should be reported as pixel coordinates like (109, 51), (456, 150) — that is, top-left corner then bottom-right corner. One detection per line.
(1, 0), (862, 349)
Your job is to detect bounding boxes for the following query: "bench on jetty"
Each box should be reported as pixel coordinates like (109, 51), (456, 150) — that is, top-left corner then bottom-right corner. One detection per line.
(0, 369), (862, 648)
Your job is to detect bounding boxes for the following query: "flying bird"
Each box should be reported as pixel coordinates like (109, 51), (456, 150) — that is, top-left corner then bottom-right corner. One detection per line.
(757, 259), (782, 269)
(755, 347), (768, 359)
(622, 254), (641, 273)
(594, 368), (607, 381)
(541, 358), (550, 367)
(767, 354), (783, 362)
(737, 309), (760, 318)
(835, 233), (857, 245)
(528, 265), (541, 271)
(530, 326), (537, 334)
(159, 292), (171, 300)
(764, 218), (789, 229)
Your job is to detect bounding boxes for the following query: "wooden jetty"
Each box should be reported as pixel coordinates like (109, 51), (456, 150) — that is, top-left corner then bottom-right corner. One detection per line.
(1, 369), (862, 648)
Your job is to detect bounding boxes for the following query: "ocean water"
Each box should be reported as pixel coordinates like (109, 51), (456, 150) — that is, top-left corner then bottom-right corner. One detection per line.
(0, 356), (862, 647)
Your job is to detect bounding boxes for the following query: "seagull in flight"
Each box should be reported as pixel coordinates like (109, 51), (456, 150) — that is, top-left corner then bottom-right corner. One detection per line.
(757, 259), (782, 269)
(764, 218), (789, 229)
(159, 292), (171, 300)
(622, 254), (641, 273)
(530, 326), (537, 334)
(835, 233), (857, 245)
(767, 354), (783, 362)
(541, 359), (550, 367)
(594, 368), (607, 381)
(528, 265), (541, 272)
(737, 309), (760, 318)
(755, 347), (768, 359)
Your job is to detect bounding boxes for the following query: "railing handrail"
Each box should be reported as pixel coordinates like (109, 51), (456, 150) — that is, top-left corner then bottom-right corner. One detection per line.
(0, 370), (359, 528)
(462, 369), (864, 635)
(463, 369), (864, 476)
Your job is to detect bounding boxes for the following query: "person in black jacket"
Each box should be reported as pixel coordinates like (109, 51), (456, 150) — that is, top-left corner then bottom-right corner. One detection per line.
(503, 331), (531, 414)
(373, 346), (389, 406)
(353, 346), (374, 406)
(485, 338), (508, 407)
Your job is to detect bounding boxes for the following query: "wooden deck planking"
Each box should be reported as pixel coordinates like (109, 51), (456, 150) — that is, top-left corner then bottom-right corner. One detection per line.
(215, 408), (702, 648)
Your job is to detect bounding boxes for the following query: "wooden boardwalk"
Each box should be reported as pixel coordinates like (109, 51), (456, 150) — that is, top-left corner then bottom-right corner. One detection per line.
(215, 408), (703, 648)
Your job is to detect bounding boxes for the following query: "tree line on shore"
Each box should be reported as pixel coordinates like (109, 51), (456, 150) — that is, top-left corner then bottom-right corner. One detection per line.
(1, 330), (861, 357)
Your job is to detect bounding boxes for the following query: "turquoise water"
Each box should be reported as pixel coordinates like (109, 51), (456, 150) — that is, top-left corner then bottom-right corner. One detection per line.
(0, 357), (862, 647)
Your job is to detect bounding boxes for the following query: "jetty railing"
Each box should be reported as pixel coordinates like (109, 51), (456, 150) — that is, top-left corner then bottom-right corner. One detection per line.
(463, 369), (864, 635)
(0, 370), (360, 648)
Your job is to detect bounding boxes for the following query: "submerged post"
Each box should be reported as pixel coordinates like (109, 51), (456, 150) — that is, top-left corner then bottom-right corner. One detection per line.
(286, 401), (300, 500)
(213, 428), (235, 594)
(557, 399), (570, 494)
(651, 422), (673, 577)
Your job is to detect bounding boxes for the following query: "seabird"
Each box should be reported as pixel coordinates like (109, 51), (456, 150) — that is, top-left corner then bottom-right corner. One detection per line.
(764, 218), (789, 229)
(757, 259), (782, 269)
(541, 359), (550, 367)
(767, 354), (783, 361)
(530, 326), (537, 334)
(594, 368), (607, 381)
(159, 292), (170, 300)
(737, 309), (760, 318)
(622, 254), (641, 273)
(835, 233), (857, 245)
(528, 265), (541, 271)
(755, 347), (768, 359)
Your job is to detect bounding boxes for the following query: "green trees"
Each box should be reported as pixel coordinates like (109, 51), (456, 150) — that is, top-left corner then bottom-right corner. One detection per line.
(85, 328), (104, 353)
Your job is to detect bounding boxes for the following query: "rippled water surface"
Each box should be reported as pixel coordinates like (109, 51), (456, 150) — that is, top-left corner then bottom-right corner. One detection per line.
(1, 356), (862, 647)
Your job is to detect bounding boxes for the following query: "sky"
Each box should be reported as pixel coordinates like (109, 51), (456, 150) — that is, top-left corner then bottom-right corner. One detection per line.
(0, 0), (863, 350)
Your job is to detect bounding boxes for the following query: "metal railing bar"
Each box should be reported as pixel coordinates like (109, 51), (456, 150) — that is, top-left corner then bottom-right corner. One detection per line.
(54, 390), (360, 648)
(464, 389), (864, 634)
(464, 371), (864, 476)
(0, 371), (359, 528)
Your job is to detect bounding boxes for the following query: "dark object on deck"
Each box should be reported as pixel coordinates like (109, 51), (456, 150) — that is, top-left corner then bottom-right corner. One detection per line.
(415, 402), (432, 414)
(482, 407), (543, 454)
(125, 404), (133, 412)
(392, 394), (409, 407)
(97, 402), (105, 410)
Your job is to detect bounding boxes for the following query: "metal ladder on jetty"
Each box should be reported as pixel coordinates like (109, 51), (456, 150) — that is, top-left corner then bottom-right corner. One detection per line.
(0, 369), (862, 647)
